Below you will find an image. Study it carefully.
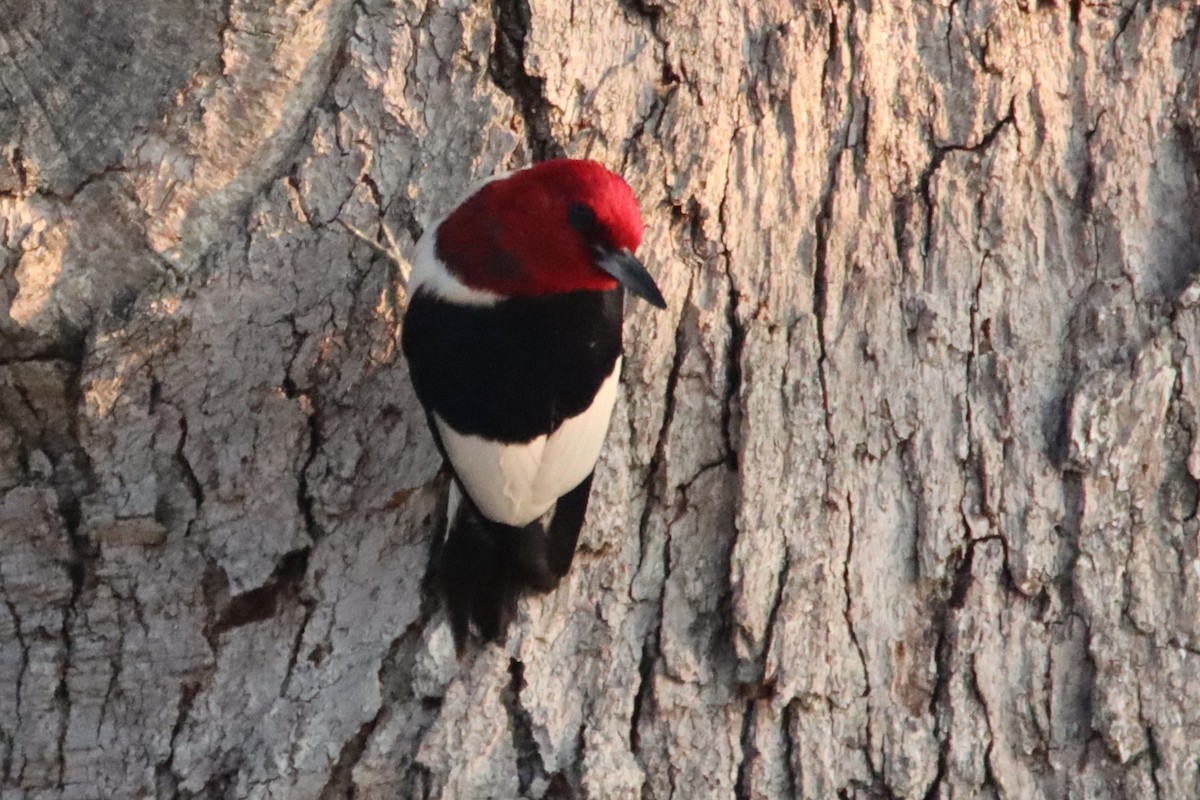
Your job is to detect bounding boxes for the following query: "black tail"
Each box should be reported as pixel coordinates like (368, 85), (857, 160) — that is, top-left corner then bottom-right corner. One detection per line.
(438, 473), (594, 652)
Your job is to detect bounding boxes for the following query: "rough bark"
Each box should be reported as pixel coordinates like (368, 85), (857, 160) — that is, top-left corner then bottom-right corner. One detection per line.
(2, 0), (1199, 798)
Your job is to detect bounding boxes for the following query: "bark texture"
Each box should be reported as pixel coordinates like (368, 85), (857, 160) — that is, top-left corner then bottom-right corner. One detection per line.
(2, 0), (1199, 798)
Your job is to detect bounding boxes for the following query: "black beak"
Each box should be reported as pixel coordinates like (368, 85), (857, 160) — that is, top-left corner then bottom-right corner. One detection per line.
(596, 248), (667, 309)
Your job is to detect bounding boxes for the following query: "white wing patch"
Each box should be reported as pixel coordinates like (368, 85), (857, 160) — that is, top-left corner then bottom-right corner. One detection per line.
(435, 358), (622, 527)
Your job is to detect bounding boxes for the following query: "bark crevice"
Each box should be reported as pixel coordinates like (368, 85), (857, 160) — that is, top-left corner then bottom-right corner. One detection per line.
(490, 0), (563, 161)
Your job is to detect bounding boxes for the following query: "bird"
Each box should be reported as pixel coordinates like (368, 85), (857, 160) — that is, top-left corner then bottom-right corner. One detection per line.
(401, 158), (666, 650)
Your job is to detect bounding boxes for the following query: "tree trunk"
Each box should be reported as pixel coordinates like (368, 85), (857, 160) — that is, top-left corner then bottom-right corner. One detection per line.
(2, 0), (1198, 797)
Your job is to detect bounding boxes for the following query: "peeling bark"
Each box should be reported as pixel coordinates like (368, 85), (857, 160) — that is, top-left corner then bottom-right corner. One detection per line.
(2, 0), (1200, 798)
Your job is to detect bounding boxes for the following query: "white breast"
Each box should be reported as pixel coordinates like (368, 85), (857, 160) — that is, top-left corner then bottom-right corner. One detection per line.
(435, 358), (622, 527)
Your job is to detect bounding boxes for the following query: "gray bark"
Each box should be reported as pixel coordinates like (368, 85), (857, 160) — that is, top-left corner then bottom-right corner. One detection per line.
(2, 0), (1199, 797)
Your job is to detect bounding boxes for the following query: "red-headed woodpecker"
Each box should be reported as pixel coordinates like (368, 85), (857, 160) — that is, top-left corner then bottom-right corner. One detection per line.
(402, 159), (666, 648)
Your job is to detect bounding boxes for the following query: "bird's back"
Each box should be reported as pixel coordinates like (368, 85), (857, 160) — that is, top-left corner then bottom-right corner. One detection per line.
(402, 287), (624, 444)
(403, 287), (626, 646)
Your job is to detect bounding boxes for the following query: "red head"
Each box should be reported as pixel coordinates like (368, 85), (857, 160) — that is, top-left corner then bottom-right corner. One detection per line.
(434, 160), (663, 306)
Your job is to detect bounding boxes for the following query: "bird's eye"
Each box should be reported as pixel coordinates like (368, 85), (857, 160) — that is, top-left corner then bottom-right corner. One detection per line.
(568, 203), (597, 233)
